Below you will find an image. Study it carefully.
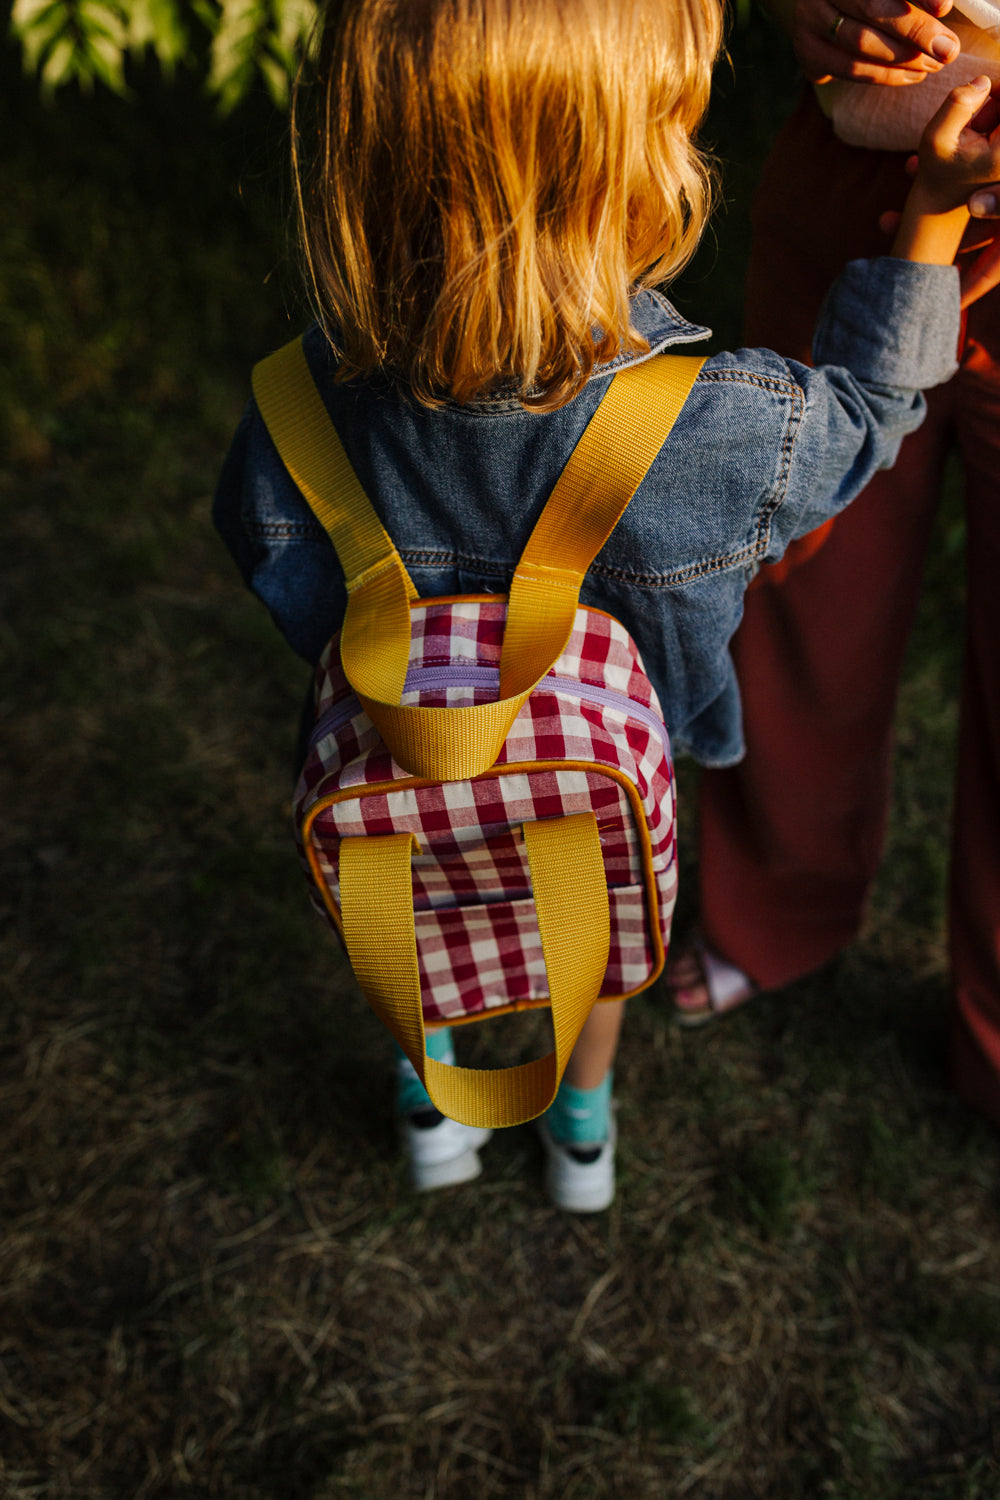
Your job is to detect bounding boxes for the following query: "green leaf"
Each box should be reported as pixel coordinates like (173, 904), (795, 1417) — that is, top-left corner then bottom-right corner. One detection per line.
(189, 0), (219, 32)
(11, 0), (61, 26)
(263, 0), (313, 80)
(272, 0), (315, 60)
(79, 1), (128, 48)
(85, 29), (128, 93)
(39, 32), (78, 91)
(86, 1), (127, 34)
(208, 0), (261, 86)
(126, 0), (189, 70)
(10, 0), (67, 74)
(258, 47), (289, 107)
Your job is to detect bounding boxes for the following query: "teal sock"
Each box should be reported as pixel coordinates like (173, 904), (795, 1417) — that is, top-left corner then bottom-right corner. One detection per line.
(546, 1070), (613, 1146)
(394, 1029), (454, 1116)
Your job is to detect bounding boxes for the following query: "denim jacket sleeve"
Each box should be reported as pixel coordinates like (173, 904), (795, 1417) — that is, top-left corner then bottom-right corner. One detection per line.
(760, 256), (960, 556)
(213, 399), (348, 663)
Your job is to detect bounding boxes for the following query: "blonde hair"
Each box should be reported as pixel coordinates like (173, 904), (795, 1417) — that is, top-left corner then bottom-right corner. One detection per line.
(293, 0), (723, 410)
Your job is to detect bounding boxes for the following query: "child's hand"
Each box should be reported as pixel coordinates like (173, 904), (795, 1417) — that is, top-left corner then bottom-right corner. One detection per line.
(892, 78), (1000, 263)
(913, 77), (1000, 214)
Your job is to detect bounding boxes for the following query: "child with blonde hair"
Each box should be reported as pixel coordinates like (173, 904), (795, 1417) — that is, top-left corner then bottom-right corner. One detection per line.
(215, 0), (1000, 1209)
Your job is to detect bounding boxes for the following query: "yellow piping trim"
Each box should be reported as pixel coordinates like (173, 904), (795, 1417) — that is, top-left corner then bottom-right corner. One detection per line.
(302, 758), (668, 1007)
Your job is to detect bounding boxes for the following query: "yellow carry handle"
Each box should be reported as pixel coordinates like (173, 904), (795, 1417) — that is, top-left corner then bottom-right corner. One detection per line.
(338, 812), (611, 1129)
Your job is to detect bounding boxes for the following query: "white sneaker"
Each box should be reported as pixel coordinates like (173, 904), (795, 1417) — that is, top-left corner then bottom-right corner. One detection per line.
(402, 1108), (493, 1192)
(536, 1112), (617, 1212)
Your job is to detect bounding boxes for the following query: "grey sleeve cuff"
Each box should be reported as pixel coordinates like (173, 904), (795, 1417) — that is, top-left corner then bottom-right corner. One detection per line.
(813, 258), (960, 389)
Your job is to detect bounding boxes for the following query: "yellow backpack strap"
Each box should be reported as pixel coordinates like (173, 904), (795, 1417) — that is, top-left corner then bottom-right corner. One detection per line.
(499, 353), (705, 697)
(338, 812), (611, 1129)
(252, 338), (418, 706)
(253, 338), (703, 781)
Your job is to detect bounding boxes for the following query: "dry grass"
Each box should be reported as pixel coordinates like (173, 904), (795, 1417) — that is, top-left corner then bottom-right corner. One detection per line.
(2, 20), (1000, 1500)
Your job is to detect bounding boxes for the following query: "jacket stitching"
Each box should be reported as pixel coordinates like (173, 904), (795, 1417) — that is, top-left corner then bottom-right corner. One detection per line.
(245, 367), (804, 579)
(395, 545), (763, 588)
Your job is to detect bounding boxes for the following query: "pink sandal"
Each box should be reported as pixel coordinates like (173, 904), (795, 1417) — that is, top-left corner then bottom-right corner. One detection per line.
(667, 935), (757, 1028)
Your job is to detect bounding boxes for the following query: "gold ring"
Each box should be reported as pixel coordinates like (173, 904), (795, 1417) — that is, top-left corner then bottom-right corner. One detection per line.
(830, 12), (845, 38)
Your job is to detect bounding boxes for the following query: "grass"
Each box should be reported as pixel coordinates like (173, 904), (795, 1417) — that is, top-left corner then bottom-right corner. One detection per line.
(2, 15), (1000, 1499)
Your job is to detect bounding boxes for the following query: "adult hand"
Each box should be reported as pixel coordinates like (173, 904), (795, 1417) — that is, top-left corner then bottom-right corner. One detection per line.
(788, 0), (960, 85)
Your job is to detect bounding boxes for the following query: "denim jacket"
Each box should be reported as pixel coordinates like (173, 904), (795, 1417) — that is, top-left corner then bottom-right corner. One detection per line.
(214, 257), (959, 766)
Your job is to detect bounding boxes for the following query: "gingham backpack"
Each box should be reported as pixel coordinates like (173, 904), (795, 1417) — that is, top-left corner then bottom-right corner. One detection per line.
(252, 338), (703, 1130)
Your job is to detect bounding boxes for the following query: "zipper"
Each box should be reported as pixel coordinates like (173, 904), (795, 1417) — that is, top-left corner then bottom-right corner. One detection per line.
(309, 663), (671, 760)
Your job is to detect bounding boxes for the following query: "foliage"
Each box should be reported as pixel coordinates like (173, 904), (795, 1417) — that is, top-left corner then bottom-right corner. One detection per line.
(8, 0), (756, 109)
(9, 0), (317, 107)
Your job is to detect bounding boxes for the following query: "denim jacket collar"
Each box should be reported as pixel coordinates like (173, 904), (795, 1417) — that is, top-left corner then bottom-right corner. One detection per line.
(594, 288), (710, 374)
(454, 289), (710, 412)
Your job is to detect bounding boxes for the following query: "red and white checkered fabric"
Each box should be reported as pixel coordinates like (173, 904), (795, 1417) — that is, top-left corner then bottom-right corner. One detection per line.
(294, 600), (676, 1023)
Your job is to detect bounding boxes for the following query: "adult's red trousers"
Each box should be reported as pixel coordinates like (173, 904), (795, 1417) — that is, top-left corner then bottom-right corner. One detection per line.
(698, 89), (1000, 1126)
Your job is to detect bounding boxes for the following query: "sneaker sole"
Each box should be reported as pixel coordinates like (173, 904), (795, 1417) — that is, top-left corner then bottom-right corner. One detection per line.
(544, 1168), (615, 1214)
(411, 1146), (484, 1192)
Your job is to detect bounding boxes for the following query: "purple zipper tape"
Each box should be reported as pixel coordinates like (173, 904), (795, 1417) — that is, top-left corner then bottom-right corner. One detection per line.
(309, 664), (672, 760)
